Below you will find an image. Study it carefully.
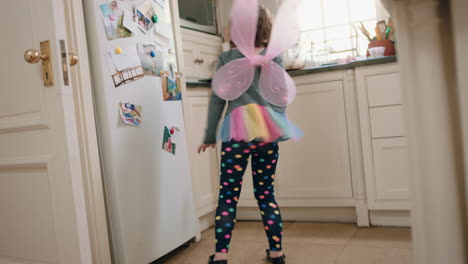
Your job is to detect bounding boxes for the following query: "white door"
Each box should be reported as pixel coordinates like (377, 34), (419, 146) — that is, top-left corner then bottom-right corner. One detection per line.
(0, 1), (90, 264)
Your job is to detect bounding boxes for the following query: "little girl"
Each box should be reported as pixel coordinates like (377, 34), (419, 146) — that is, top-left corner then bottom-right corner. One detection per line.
(198, 4), (301, 264)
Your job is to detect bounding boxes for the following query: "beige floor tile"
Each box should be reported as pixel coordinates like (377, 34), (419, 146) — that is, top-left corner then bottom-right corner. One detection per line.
(229, 221), (275, 243)
(349, 227), (412, 249)
(201, 227), (215, 241)
(284, 222), (357, 245)
(282, 241), (345, 264)
(335, 246), (413, 264)
(165, 240), (268, 264)
(163, 223), (413, 264)
(281, 221), (295, 230)
(228, 240), (270, 264)
(164, 240), (213, 264)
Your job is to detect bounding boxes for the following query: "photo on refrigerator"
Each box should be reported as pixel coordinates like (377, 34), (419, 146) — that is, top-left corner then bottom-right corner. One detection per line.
(100, 0), (133, 40)
(162, 126), (176, 154)
(118, 102), (142, 126)
(137, 44), (164, 76)
(109, 45), (145, 87)
(160, 70), (182, 101)
(136, 0), (156, 33)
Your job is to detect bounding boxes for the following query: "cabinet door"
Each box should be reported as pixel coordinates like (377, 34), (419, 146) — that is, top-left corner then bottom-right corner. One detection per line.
(370, 138), (410, 209)
(369, 105), (405, 138)
(277, 80), (353, 198)
(181, 28), (222, 81)
(182, 40), (200, 81)
(356, 64), (410, 210)
(186, 96), (220, 216)
(198, 45), (222, 79)
(366, 72), (402, 107)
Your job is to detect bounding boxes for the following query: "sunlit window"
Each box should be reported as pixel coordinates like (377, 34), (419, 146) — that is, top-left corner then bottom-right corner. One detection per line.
(297, 0), (381, 64)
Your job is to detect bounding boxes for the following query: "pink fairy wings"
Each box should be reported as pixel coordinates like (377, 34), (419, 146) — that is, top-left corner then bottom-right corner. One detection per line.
(212, 0), (300, 107)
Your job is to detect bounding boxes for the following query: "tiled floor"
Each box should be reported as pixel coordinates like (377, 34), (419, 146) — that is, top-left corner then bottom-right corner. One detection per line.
(160, 221), (412, 264)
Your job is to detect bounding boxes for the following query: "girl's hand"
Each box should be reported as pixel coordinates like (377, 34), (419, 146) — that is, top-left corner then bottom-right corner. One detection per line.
(197, 143), (216, 154)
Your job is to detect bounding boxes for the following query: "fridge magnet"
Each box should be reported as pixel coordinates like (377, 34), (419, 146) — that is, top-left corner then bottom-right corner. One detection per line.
(100, 1), (133, 40)
(110, 45), (144, 87)
(162, 126), (179, 155)
(119, 102), (142, 126)
(136, 0), (156, 33)
(137, 44), (164, 77)
(160, 69), (182, 101)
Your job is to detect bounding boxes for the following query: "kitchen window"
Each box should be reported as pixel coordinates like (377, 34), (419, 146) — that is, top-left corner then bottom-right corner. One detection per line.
(297, 0), (389, 63)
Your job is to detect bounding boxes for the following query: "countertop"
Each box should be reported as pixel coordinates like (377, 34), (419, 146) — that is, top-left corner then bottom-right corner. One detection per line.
(186, 56), (397, 88)
(287, 56), (397, 77)
(186, 81), (212, 88)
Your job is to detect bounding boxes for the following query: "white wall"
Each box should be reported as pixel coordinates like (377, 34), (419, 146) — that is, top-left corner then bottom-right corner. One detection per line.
(376, 0), (391, 21)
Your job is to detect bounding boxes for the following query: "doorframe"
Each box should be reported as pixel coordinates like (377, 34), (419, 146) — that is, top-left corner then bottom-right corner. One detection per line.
(388, 0), (468, 263)
(62, 0), (112, 263)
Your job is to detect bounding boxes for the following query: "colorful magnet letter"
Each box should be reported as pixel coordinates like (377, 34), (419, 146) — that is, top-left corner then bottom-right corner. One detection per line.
(150, 50), (156, 57)
(152, 15), (158, 23)
(115, 47), (122, 55)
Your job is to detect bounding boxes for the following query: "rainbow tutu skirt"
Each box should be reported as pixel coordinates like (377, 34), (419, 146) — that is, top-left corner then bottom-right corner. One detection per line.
(218, 104), (303, 143)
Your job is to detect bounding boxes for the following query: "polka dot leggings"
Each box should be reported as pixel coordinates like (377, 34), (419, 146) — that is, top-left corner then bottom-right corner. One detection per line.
(214, 141), (283, 253)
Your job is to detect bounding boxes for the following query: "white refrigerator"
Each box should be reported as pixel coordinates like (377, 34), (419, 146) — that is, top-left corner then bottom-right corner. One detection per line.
(82, 0), (199, 263)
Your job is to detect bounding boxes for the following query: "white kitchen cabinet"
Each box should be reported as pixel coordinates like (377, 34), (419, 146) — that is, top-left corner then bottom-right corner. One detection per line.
(238, 159), (256, 202)
(185, 90), (220, 217)
(372, 138), (410, 203)
(356, 63), (411, 210)
(181, 28), (222, 81)
(237, 71), (358, 209)
(369, 105), (405, 138)
(366, 72), (402, 107)
(186, 64), (408, 227)
(277, 79), (353, 199)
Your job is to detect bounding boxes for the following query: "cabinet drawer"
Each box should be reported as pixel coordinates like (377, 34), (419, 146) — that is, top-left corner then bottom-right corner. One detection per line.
(198, 45), (222, 79)
(369, 106), (405, 138)
(181, 28), (222, 81)
(372, 138), (410, 201)
(366, 72), (402, 107)
(183, 43), (199, 80)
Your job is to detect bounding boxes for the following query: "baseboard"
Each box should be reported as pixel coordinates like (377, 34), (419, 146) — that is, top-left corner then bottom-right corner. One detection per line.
(369, 210), (411, 227)
(198, 208), (411, 228)
(237, 207), (357, 223)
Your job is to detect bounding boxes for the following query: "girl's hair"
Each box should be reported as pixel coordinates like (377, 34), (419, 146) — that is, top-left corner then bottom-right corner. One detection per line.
(229, 5), (272, 48)
(255, 5), (272, 47)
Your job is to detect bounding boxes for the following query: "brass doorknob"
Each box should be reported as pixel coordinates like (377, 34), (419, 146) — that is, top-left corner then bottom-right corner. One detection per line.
(24, 49), (49, 64)
(69, 53), (79, 66)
